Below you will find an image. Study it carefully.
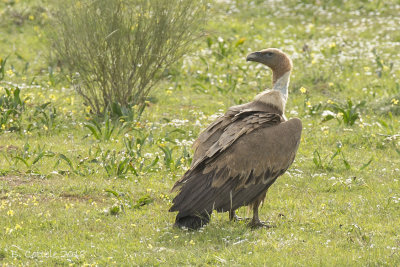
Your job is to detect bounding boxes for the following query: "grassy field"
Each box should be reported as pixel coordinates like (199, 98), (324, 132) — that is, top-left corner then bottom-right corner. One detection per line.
(1, 0), (400, 265)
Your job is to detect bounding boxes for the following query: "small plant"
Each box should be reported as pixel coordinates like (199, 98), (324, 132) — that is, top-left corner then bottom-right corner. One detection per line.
(0, 87), (25, 132)
(133, 194), (153, 209)
(158, 143), (191, 171)
(0, 56), (8, 80)
(105, 189), (127, 215)
(322, 98), (366, 126)
(312, 150), (323, 169)
(159, 144), (175, 170)
(377, 112), (396, 135)
(100, 149), (133, 178)
(7, 143), (55, 171)
(104, 189), (153, 215)
(313, 142), (373, 171)
(84, 113), (127, 141)
(123, 135), (159, 174)
(33, 102), (58, 132)
(109, 102), (146, 123)
(312, 142), (350, 170)
(373, 48), (393, 78)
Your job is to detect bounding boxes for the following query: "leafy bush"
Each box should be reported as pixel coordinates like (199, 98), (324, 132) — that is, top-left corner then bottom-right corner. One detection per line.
(51, 0), (208, 116)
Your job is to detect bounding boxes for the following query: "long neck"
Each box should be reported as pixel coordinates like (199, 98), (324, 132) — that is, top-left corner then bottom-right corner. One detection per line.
(272, 71), (291, 101)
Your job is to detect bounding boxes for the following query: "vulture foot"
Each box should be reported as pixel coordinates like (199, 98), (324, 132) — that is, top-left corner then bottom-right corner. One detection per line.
(230, 215), (251, 222)
(229, 210), (251, 222)
(248, 219), (276, 229)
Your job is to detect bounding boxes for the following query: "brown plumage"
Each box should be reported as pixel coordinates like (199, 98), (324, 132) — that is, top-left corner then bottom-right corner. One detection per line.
(169, 48), (302, 230)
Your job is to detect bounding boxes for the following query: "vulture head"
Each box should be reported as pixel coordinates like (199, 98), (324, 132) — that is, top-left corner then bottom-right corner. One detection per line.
(246, 48), (292, 84)
(247, 48), (292, 101)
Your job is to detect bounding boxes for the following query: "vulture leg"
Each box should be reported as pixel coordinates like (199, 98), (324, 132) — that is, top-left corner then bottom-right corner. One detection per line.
(248, 196), (275, 229)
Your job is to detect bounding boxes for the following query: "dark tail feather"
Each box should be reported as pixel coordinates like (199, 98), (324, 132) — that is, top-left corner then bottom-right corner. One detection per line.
(174, 212), (211, 230)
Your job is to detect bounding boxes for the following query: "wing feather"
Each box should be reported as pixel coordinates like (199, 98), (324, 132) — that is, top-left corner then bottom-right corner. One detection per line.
(170, 110), (302, 215)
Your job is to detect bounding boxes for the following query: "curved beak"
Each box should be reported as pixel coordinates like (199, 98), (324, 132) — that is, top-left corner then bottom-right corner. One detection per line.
(246, 51), (262, 62)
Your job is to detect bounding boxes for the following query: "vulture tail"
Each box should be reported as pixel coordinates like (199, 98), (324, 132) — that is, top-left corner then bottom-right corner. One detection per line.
(174, 212), (211, 230)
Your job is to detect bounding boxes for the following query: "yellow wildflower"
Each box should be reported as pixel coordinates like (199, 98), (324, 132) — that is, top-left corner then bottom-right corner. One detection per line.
(189, 240), (195, 245)
(391, 99), (399, 105)
(329, 42), (336, 48)
(6, 69), (14, 77)
(299, 87), (307, 94)
(328, 82), (334, 87)
(7, 210), (14, 216)
(306, 101), (311, 107)
(15, 224), (22, 230)
(29, 15), (34, 20)
(327, 99), (334, 104)
(41, 12), (48, 20)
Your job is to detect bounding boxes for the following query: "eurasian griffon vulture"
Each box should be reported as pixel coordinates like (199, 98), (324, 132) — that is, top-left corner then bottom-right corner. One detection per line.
(169, 48), (302, 230)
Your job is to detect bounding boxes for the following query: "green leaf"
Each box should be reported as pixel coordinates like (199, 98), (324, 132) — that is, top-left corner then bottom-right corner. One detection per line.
(14, 156), (29, 167)
(58, 154), (74, 170)
(360, 157), (373, 170)
(105, 189), (121, 199)
(32, 152), (45, 165)
(321, 114), (335, 123)
(133, 195), (153, 209)
(84, 123), (101, 140)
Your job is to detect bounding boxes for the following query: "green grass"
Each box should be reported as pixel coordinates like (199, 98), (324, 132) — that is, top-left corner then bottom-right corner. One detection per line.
(1, 0), (400, 265)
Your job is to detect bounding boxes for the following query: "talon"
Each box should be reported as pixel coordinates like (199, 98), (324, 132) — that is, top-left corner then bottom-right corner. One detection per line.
(231, 215), (252, 222)
(232, 215), (243, 221)
(248, 220), (276, 229)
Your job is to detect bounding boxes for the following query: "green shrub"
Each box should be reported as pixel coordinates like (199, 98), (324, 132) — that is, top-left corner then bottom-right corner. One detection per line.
(50, 0), (208, 116)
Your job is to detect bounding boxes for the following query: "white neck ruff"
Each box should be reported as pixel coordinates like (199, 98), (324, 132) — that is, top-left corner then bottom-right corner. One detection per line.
(272, 71), (291, 101)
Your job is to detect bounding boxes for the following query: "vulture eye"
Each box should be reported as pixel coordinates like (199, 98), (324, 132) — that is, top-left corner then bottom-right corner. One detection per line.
(265, 52), (273, 57)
